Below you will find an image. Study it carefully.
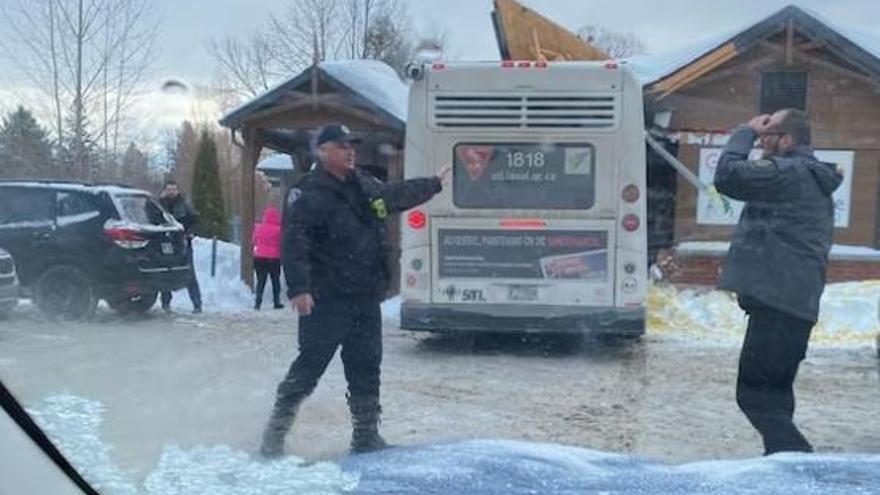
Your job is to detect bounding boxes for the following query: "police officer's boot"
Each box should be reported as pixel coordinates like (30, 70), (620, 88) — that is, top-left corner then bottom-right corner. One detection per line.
(258, 404), (300, 459)
(348, 395), (390, 454)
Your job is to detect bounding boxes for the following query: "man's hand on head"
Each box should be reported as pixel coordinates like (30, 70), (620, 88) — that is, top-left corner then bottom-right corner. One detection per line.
(747, 114), (773, 134)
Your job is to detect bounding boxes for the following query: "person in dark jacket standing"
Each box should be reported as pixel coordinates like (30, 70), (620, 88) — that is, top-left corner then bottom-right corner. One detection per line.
(714, 109), (842, 455)
(159, 180), (203, 314)
(259, 124), (450, 458)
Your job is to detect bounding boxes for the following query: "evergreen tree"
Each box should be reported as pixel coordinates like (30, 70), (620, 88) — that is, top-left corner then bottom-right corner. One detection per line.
(0, 106), (55, 179)
(191, 129), (228, 240)
(167, 121), (199, 193)
(57, 107), (101, 180)
(121, 142), (157, 192)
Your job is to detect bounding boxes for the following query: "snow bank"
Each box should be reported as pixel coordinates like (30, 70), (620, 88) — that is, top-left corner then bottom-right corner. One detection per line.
(28, 394), (358, 495)
(648, 281), (880, 345)
(187, 237), (253, 313)
(344, 440), (880, 495)
(28, 393), (880, 495)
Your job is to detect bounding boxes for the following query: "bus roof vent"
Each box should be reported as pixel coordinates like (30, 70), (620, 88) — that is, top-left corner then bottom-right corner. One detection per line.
(431, 94), (618, 130)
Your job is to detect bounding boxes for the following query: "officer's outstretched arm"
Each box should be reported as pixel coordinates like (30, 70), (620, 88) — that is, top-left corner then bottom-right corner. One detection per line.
(379, 177), (442, 214)
(281, 191), (319, 300)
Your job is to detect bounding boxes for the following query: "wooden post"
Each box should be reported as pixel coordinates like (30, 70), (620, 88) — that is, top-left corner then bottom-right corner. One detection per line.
(240, 128), (262, 288)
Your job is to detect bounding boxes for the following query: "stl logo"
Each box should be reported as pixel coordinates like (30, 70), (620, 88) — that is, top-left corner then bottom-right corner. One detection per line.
(456, 145), (494, 181)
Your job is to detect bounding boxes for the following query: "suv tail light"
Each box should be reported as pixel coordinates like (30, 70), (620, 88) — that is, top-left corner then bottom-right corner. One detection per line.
(105, 226), (149, 249)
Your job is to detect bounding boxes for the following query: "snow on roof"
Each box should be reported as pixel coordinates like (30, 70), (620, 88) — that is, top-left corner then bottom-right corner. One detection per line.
(626, 30), (738, 86)
(319, 59), (408, 122)
(626, 6), (880, 86)
(220, 59), (408, 128)
(256, 154), (294, 171)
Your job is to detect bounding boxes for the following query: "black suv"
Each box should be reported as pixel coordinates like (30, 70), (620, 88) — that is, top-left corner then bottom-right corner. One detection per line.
(0, 181), (192, 318)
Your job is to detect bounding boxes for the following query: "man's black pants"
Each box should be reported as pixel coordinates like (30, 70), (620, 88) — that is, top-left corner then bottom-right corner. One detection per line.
(272, 295), (382, 414)
(161, 242), (202, 309)
(736, 305), (814, 455)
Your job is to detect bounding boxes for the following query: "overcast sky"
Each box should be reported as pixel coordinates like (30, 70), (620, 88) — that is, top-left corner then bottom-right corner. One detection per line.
(1, 0), (879, 144)
(150, 0), (880, 81)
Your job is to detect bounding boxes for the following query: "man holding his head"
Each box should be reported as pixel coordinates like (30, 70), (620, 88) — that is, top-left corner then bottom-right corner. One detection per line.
(714, 109), (842, 455)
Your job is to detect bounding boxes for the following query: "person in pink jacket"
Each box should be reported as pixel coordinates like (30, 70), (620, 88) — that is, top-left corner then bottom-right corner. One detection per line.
(253, 206), (284, 310)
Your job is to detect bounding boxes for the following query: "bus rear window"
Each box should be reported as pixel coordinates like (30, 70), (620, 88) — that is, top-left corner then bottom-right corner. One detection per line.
(452, 142), (596, 209)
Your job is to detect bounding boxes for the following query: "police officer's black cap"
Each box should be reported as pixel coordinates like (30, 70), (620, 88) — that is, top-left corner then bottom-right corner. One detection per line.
(315, 124), (362, 147)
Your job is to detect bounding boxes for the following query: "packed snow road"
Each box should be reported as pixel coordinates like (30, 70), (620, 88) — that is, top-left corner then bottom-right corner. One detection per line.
(2, 300), (879, 486)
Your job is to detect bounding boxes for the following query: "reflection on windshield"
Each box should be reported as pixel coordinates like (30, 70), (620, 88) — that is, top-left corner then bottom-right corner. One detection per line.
(116, 196), (172, 227)
(2, 0), (880, 494)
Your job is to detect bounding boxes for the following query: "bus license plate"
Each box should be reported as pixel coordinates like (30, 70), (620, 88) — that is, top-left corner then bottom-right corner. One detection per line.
(508, 285), (538, 301)
(161, 242), (174, 255)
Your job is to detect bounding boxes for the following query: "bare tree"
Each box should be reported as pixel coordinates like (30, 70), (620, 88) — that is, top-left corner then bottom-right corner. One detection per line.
(209, 32), (279, 99)
(577, 25), (647, 59)
(0, 0), (159, 179)
(209, 0), (414, 104)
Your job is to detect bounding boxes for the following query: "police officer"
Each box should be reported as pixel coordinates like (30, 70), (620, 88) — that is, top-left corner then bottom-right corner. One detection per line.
(259, 124), (450, 458)
(714, 109), (842, 455)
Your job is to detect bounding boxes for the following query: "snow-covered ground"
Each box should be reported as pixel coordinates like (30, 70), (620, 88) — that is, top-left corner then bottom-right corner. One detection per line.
(6, 238), (876, 493)
(24, 393), (880, 494)
(648, 281), (880, 345)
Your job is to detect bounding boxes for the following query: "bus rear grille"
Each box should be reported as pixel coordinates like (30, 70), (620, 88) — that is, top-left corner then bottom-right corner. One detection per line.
(432, 95), (618, 129)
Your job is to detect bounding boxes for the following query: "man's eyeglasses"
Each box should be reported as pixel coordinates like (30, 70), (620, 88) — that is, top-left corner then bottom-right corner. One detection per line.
(760, 131), (785, 137)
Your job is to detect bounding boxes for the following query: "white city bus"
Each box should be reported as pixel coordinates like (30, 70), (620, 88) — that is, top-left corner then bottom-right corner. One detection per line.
(399, 60), (647, 336)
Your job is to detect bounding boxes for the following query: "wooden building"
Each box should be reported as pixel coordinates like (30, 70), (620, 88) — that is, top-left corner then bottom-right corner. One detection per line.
(633, 5), (880, 283)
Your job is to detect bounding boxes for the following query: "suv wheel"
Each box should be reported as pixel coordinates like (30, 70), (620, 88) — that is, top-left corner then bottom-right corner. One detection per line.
(34, 265), (97, 319)
(108, 291), (158, 315)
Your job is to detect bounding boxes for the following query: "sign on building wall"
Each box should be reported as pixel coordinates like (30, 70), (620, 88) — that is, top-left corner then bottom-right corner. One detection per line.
(697, 148), (854, 227)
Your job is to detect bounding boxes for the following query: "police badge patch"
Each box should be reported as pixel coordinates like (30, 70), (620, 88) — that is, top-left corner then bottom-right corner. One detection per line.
(287, 188), (302, 206)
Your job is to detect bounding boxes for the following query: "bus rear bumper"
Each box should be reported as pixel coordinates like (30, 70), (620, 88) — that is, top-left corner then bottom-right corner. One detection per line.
(400, 302), (645, 336)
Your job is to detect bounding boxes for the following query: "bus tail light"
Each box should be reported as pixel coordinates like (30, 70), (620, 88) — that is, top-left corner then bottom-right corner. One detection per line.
(407, 210), (427, 229)
(622, 214), (640, 232)
(622, 184), (640, 203)
(501, 61), (515, 68)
